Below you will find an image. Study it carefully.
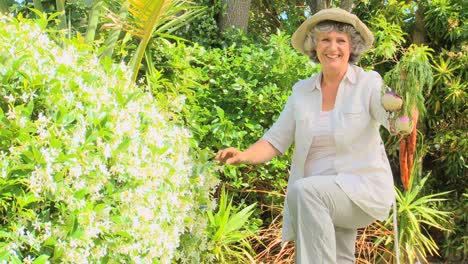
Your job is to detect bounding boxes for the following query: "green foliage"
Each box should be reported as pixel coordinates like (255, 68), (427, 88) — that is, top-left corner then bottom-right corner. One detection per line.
(424, 0), (466, 46)
(384, 44), (433, 117)
(352, 3), (465, 262)
(173, 0), (223, 47)
(9, 0), (91, 35)
(439, 193), (467, 261)
(424, 49), (466, 189)
(0, 15), (218, 263)
(203, 186), (259, 263)
(421, 8), (467, 258)
(431, 55), (461, 85)
(377, 0), (412, 26)
(147, 31), (317, 209)
(379, 174), (452, 264)
(429, 129), (467, 177)
(4, 0), (467, 262)
(144, 31), (317, 260)
(368, 14), (406, 61)
(105, 0), (207, 83)
(173, 0), (308, 46)
(429, 52), (467, 111)
(248, 0), (307, 39)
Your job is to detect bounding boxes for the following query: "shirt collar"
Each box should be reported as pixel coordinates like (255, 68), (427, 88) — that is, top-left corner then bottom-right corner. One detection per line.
(312, 64), (357, 91)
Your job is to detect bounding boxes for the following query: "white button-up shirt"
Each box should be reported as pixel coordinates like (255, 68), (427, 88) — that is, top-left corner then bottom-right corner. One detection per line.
(262, 64), (395, 242)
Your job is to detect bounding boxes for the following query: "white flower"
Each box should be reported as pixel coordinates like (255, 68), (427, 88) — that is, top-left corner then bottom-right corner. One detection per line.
(32, 221), (41, 231)
(69, 238), (79, 248)
(103, 144), (112, 158)
(21, 92), (30, 103)
(22, 255), (35, 264)
(4, 94), (15, 103)
(19, 116), (27, 127)
(69, 164), (82, 178)
(56, 49), (76, 66)
(6, 107), (16, 120)
(37, 112), (50, 124)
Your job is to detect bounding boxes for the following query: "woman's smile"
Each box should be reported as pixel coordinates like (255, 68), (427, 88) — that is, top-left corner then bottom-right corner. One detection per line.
(316, 31), (351, 72)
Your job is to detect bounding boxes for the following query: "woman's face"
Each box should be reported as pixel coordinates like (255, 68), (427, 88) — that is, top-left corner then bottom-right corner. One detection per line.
(315, 31), (351, 72)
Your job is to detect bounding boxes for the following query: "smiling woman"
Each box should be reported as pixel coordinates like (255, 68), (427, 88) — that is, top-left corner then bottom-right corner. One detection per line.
(216, 8), (399, 264)
(304, 21), (367, 64)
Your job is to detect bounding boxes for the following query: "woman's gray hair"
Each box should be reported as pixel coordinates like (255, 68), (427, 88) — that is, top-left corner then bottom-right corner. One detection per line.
(303, 20), (366, 64)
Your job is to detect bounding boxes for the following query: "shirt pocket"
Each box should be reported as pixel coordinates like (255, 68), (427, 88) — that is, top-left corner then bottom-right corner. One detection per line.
(342, 105), (364, 119)
(341, 105), (367, 143)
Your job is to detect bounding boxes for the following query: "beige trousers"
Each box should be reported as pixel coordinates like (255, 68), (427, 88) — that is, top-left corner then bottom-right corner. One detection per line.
(287, 176), (375, 264)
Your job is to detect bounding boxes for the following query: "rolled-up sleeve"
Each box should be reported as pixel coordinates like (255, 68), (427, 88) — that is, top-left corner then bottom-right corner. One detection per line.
(369, 72), (390, 130)
(261, 95), (295, 154)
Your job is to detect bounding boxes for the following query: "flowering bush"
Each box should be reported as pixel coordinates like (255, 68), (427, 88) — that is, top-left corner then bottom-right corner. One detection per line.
(0, 15), (217, 263)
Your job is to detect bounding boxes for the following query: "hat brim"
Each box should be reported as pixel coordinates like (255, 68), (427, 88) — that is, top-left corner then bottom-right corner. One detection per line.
(291, 8), (374, 55)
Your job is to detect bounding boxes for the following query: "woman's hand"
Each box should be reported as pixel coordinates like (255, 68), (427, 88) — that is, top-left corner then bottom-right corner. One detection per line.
(215, 147), (246, 165)
(215, 140), (281, 165)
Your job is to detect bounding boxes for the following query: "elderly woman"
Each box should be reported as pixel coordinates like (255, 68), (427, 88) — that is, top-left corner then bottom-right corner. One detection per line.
(215, 8), (395, 263)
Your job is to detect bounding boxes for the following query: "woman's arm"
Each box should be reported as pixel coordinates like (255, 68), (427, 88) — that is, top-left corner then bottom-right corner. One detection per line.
(216, 86), (297, 165)
(215, 139), (281, 165)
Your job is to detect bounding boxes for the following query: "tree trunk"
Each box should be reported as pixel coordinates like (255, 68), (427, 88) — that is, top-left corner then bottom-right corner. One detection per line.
(306, 0), (330, 14)
(0, 0), (10, 13)
(218, 0), (252, 33)
(56, 0), (67, 30)
(33, 0), (44, 12)
(412, 6), (427, 45)
(339, 0), (354, 12)
(85, 0), (102, 44)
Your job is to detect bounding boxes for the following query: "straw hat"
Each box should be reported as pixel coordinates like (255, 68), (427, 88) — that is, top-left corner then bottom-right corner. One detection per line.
(291, 8), (374, 55)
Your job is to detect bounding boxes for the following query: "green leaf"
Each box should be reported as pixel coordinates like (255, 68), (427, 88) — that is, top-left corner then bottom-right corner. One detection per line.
(32, 255), (50, 264)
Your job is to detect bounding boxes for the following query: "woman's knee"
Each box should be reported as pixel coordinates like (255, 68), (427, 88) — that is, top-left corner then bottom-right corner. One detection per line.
(287, 178), (321, 205)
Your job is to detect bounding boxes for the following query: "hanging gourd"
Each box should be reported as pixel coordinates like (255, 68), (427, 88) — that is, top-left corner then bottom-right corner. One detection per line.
(382, 44), (433, 190)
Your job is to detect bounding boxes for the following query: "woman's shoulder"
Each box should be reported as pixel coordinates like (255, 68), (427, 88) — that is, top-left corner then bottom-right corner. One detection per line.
(348, 65), (384, 96)
(351, 64), (383, 82)
(291, 74), (319, 93)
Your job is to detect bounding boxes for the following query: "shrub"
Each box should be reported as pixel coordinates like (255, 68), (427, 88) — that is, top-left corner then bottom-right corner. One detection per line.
(0, 15), (217, 263)
(148, 32), (318, 208)
(137, 32), (317, 263)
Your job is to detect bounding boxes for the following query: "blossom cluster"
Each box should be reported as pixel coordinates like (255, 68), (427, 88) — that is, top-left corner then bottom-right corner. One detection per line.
(0, 16), (217, 263)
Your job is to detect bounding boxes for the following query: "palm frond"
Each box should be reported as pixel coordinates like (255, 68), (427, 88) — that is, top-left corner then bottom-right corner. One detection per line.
(127, 0), (172, 38)
(103, 0), (205, 83)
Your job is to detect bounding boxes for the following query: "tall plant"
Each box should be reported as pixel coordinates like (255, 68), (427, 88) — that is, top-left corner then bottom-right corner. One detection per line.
(384, 45), (433, 190)
(204, 186), (258, 263)
(104, 0), (205, 83)
(377, 173), (452, 264)
(385, 45), (433, 118)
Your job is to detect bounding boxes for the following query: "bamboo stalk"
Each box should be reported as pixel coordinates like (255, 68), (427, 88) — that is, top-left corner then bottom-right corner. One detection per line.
(85, 0), (103, 44)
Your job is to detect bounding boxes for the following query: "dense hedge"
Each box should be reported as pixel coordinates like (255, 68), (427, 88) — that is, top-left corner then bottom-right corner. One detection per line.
(146, 33), (318, 218)
(0, 16), (217, 263)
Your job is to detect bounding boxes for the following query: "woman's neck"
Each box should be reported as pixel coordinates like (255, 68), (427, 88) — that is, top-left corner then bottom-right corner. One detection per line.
(321, 65), (348, 88)
(319, 65), (348, 111)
